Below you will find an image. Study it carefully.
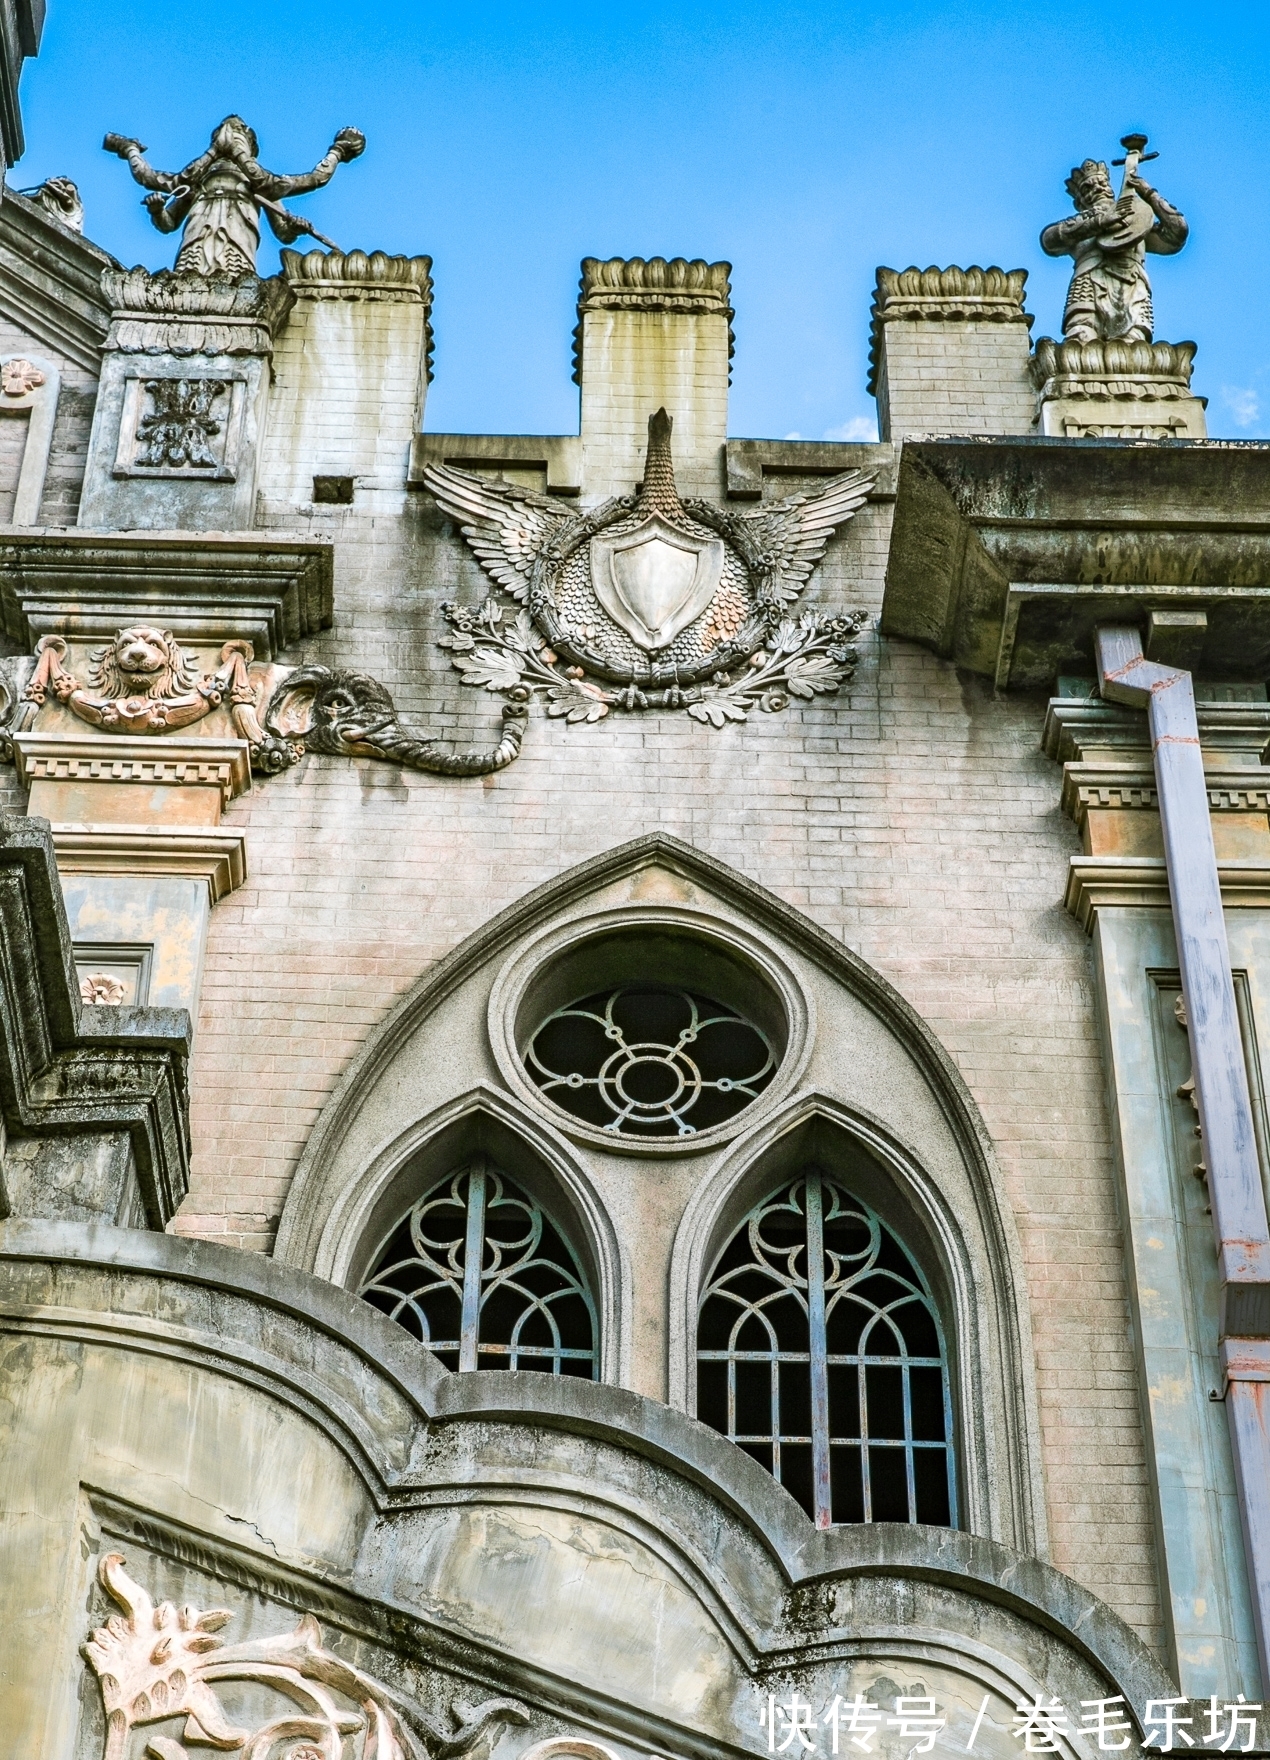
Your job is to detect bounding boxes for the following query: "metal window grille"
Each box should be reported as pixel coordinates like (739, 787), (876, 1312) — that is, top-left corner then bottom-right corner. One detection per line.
(526, 983), (776, 1138)
(359, 1157), (597, 1376)
(696, 1168), (956, 1528)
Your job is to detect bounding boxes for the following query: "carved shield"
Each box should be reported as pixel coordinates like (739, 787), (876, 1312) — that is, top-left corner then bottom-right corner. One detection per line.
(590, 515), (725, 652)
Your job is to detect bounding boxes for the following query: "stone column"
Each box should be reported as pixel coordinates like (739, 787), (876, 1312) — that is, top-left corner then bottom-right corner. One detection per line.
(575, 256), (732, 501)
(256, 248), (434, 514)
(869, 266), (1035, 439)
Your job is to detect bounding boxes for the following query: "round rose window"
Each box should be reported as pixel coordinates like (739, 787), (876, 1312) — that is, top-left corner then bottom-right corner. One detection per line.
(525, 982), (776, 1138)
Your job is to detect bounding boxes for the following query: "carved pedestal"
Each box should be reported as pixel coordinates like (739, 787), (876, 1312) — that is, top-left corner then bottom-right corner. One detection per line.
(1030, 337), (1208, 439)
(77, 268), (295, 530)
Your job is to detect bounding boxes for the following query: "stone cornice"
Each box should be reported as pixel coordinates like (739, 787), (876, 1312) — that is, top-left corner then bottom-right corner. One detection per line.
(1065, 856), (1270, 930)
(1061, 762), (1270, 825)
(573, 256), (734, 386)
(0, 818), (190, 1225)
(0, 187), (117, 375)
(1042, 696), (1270, 765)
(0, 529), (333, 657)
(14, 734), (252, 806)
(49, 824), (247, 901)
(867, 265), (1031, 395)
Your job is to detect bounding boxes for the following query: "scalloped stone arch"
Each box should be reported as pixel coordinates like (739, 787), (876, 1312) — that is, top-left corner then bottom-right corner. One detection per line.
(668, 1088), (1043, 1553)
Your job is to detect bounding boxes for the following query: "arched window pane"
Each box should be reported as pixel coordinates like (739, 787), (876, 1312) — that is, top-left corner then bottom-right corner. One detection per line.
(359, 1157), (597, 1378)
(696, 1168), (956, 1528)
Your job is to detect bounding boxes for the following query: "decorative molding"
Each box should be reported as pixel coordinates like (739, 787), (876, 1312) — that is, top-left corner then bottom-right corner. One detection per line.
(84, 1551), (528, 1760)
(573, 256), (733, 385)
(282, 247), (434, 380)
(424, 409), (872, 727)
(577, 254), (731, 314)
(52, 824), (248, 901)
(13, 732), (251, 805)
(867, 265), (1031, 395)
(264, 666), (527, 776)
(0, 351), (59, 523)
(8, 628), (296, 773)
(101, 266), (295, 358)
(0, 529), (334, 658)
(1060, 762), (1270, 825)
(1029, 335), (1196, 396)
(1065, 856), (1270, 930)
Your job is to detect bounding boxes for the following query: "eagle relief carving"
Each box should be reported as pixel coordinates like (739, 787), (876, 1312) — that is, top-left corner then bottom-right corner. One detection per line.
(425, 408), (874, 727)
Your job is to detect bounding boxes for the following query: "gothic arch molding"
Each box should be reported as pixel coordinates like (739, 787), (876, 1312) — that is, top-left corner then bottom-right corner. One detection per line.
(275, 834), (1041, 1554)
(668, 1088), (1041, 1552)
(279, 1082), (630, 1386)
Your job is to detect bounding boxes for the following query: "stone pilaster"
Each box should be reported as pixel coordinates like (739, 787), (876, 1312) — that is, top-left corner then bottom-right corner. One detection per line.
(257, 248), (434, 512)
(868, 265), (1035, 439)
(1030, 337), (1208, 439)
(575, 256), (732, 500)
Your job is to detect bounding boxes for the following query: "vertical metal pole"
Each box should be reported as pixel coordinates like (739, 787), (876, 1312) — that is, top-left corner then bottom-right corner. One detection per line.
(805, 1169), (833, 1527)
(458, 1159), (487, 1373)
(1096, 627), (1270, 1685)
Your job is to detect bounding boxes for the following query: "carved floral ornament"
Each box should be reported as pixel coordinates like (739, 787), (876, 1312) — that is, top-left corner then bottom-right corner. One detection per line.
(84, 1552), (529, 1760)
(425, 408), (874, 728)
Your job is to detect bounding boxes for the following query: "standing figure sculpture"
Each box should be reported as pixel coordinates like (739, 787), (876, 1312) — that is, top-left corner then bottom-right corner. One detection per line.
(1040, 134), (1187, 343)
(103, 116), (365, 279)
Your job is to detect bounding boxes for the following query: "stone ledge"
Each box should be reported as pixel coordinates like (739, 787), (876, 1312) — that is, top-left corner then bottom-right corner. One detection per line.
(50, 823), (247, 901)
(0, 528), (333, 655)
(1061, 763), (1270, 824)
(1065, 856), (1270, 929)
(14, 734), (251, 807)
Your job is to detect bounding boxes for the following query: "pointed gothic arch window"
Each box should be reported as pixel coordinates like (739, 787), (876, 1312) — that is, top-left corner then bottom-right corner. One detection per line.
(358, 1157), (597, 1377)
(696, 1167), (956, 1528)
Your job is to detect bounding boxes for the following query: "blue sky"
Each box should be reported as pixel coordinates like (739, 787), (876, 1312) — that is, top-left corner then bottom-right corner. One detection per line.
(12, 1), (1270, 441)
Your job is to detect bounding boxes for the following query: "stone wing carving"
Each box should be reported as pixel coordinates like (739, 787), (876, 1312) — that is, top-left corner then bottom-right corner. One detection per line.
(732, 469), (875, 610)
(425, 462), (573, 603)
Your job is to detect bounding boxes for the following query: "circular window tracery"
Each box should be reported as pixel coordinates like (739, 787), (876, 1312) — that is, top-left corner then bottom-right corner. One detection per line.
(526, 982), (776, 1138)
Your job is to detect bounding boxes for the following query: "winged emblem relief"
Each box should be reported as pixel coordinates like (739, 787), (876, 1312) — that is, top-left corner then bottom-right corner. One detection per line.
(424, 409), (874, 726)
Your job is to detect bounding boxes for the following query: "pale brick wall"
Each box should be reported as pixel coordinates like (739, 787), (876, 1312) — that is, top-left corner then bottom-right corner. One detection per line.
(169, 472), (1165, 1653)
(876, 316), (1036, 438)
(579, 309), (730, 498)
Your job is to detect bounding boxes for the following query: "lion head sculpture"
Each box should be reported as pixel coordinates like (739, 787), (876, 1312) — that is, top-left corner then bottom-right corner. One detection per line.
(86, 626), (202, 701)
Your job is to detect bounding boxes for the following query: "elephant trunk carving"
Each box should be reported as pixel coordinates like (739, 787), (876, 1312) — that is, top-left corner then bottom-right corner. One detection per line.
(265, 665), (527, 776)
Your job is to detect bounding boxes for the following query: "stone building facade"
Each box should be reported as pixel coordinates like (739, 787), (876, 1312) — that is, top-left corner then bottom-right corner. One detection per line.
(2, 95), (1269, 1760)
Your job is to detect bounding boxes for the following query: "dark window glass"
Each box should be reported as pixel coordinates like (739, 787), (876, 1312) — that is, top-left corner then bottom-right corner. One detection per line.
(526, 984), (775, 1138)
(696, 1169), (956, 1528)
(359, 1158), (596, 1377)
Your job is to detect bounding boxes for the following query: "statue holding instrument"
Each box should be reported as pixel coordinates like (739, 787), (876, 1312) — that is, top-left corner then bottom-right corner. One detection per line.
(1040, 132), (1187, 343)
(103, 115), (365, 279)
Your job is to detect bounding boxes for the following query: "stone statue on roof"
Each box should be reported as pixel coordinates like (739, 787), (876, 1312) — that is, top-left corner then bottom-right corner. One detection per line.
(103, 116), (365, 279)
(1040, 133), (1187, 343)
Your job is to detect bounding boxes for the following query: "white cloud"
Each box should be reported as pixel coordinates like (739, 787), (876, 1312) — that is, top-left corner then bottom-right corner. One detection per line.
(823, 415), (878, 442)
(783, 430), (803, 440)
(1223, 385), (1260, 427)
